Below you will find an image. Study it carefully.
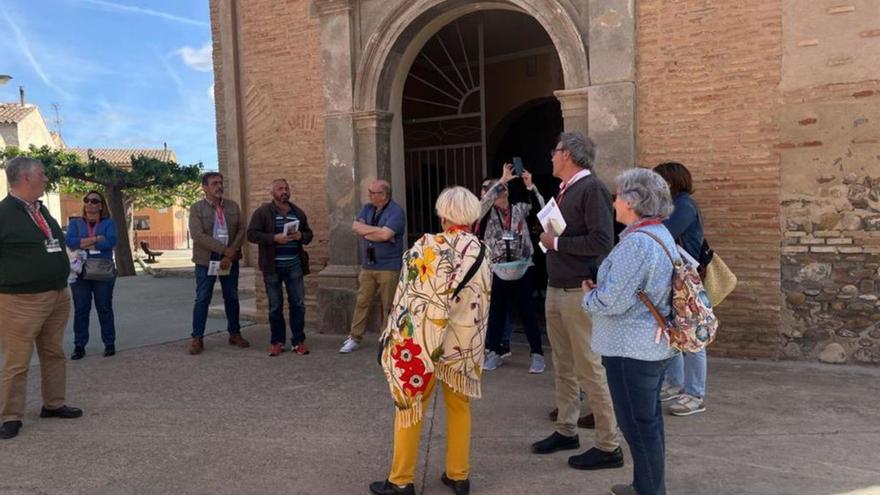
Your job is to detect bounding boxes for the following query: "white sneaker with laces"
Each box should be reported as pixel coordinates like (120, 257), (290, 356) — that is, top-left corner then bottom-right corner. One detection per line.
(483, 351), (503, 371)
(528, 353), (546, 374)
(668, 394), (706, 416)
(338, 337), (360, 354)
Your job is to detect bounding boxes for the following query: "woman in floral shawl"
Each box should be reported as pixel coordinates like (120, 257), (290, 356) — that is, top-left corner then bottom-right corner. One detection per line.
(370, 187), (491, 495)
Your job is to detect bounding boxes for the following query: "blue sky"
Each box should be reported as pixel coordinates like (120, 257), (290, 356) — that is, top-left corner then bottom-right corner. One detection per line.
(0, 0), (217, 169)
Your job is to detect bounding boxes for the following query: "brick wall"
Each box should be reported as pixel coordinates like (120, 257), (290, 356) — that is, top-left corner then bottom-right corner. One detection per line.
(637, 0), (784, 359)
(212, 0), (328, 322)
(776, 0), (880, 364)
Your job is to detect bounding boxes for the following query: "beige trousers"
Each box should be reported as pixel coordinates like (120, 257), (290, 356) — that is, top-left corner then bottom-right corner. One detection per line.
(545, 287), (619, 450)
(349, 269), (399, 341)
(0, 289), (71, 422)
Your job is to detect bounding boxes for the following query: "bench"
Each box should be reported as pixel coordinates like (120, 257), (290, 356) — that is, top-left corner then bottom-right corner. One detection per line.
(139, 241), (164, 263)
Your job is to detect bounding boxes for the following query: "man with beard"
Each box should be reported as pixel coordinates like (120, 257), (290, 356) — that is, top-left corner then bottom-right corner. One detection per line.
(247, 178), (314, 356)
(188, 172), (248, 355)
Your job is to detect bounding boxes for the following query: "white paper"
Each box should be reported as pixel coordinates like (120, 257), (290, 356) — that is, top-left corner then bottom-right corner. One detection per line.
(283, 220), (300, 235)
(208, 260), (231, 277)
(536, 198), (567, 253)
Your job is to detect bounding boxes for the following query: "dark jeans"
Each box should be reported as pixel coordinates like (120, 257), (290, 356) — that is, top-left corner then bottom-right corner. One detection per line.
(603, 356), (673, 495)
(192, 259), (240, 338)
(486, 268), (543, 355)
(264, 263), (306, 345)
(70, 277), (117, 347)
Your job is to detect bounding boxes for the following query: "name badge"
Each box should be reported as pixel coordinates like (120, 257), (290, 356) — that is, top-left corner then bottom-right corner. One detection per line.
(501, 230), (516, 242)
(45, 238), (63, 253)
(89, 249), (101, 255)
(216, 226), (229, 243)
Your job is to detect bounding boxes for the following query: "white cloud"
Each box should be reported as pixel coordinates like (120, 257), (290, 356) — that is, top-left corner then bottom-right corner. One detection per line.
(177, 43), (213, 72)
(208, 83), (214, 102)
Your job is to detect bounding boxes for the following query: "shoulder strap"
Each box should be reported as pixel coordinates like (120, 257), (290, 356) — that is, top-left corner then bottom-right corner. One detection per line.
(633, 230), (676, 265)
(452, 241), (487, 299)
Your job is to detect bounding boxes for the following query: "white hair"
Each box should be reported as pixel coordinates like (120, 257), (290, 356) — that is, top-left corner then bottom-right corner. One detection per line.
(435, 186), (481, 226)
(616, 168), (675, 219)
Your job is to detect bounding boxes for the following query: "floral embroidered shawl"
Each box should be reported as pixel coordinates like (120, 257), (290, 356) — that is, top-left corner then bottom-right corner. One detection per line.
(379, 230), (492, 427)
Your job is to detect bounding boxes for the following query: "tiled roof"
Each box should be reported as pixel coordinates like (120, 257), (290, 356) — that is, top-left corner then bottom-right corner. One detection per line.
(68, 147), (178, 166)
(0, 103), (36, 124)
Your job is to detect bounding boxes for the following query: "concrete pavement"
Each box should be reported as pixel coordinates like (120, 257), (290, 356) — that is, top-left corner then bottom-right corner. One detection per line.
(2, 324), (880, 495)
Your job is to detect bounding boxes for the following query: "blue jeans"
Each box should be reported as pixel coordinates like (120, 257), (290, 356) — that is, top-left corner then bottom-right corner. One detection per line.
(603, 356), (673, 495)
(664, 349), (707, 398)
(192, 260), (240, 338)
(263, 264), (306, 345)
(486, 269), (544, 355)
(70, 277), (117, 347)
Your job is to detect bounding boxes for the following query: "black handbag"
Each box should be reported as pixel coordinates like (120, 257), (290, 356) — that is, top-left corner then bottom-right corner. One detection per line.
(82, 258), (117, 281)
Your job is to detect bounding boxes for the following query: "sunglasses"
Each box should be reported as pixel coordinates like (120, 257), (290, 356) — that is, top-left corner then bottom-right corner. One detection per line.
(84, 198), (102, 205)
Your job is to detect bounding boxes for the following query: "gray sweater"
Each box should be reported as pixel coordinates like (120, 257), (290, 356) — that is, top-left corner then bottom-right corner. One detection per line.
(546, 174), (615, 288)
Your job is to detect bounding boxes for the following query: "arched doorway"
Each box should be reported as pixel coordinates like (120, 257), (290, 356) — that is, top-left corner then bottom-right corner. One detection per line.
(399, 10), (564, 242)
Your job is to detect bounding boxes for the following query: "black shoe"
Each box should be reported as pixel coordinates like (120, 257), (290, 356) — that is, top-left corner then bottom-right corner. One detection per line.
(71, 346), (85, 360)
(104, 345), (116, 357)
(0, 421), (22, 440)
(568, 447), (625, 470)
(441, 472), (470, 495)
(369, 480), (415, 495)
(39, 405), (83, 419)
(532, 432), (580, 454)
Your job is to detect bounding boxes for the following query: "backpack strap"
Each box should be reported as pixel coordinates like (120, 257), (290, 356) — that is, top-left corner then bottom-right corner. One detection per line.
(452, 241), (487, 300)
(633, 230), (677, 265)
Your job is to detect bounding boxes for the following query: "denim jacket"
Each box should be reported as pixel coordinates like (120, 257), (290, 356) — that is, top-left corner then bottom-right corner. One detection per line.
(582, 222), (679, 361)
(65, 217), (118, 260)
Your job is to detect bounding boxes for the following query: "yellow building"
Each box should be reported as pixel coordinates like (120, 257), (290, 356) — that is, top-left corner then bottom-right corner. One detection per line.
(61, 148), (190, 250)
(0, 102), (62, 219)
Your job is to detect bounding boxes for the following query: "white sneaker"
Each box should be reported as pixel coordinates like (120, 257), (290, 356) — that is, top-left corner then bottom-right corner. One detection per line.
(483, 351), (503, 371)
(338, 337), (360, 353)
(528, 353), (546, 374)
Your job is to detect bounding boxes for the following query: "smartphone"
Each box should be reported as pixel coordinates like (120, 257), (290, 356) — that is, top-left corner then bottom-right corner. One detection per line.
(512, 156), (524, 176)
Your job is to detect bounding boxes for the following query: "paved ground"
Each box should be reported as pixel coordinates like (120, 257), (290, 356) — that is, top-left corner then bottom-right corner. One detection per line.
(2, 319), (880, 495)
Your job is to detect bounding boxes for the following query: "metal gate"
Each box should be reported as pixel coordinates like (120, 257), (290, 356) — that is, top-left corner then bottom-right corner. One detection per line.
(403, 19), (485, 242)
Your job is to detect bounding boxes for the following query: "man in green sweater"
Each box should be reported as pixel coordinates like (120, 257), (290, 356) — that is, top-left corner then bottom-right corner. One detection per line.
(0, 157), (83, 440)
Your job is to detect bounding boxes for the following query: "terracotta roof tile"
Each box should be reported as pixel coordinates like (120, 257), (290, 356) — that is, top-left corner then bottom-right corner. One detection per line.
(68, 147), (178, 166)
(0, 103), (36, 124)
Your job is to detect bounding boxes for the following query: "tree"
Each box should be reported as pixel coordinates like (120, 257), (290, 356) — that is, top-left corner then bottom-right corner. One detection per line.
(1, 146), (203, 276)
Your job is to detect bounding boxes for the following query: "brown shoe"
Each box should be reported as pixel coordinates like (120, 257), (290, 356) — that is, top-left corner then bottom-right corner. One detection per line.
(228, 334), (250, 348)
(548, 408), (595, 429)
(189, 337), (204, 355)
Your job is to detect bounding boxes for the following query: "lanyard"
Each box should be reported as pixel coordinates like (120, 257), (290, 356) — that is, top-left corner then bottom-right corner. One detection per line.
(28, 206), (53, 239)
(209, 199), (225, 227)
(493, 206), (512, 231)
(87, 220), (98, 238)
(371, 205), (385, 226)
(624, 217), (663, 236)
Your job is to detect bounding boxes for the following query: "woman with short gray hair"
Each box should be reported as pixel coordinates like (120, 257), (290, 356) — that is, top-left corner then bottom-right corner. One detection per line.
(580, 167), (678, 495)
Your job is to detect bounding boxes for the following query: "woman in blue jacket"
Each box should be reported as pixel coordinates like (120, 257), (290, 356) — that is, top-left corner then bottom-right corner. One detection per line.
(65, 190), (118, 360)
(653, 162), (708, 417)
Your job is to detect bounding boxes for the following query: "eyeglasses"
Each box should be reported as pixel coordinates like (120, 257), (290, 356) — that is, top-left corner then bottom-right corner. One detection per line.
(84, 198), (102, 205)
(368, 190), (385, 196)
(550, 147), (565, 157)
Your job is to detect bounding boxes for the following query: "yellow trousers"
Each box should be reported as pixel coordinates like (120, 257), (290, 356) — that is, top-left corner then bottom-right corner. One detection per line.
(389, 377), (470, 486)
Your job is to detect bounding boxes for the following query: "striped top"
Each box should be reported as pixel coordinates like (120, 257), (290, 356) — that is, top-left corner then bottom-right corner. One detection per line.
(274, 209), (301, 268)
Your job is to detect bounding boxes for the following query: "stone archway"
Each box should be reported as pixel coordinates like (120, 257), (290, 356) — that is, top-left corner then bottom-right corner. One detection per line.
(311, 0), (636, 335)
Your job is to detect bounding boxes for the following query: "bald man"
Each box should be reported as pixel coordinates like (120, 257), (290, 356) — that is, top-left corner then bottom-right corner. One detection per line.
(339, 180), (406, 353)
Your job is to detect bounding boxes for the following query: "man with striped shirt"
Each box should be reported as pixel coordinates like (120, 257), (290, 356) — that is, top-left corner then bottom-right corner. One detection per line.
(247, 178), (314, 356)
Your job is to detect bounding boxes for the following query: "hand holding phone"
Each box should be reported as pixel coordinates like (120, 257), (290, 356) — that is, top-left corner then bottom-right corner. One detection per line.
(512, 156), (524, 176)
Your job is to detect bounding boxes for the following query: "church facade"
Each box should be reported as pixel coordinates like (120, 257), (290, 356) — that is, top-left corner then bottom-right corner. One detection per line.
(209, 0), (880, 364)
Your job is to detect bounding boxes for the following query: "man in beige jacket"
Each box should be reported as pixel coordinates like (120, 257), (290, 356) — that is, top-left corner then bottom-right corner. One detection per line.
(188, 172), (248, 355)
